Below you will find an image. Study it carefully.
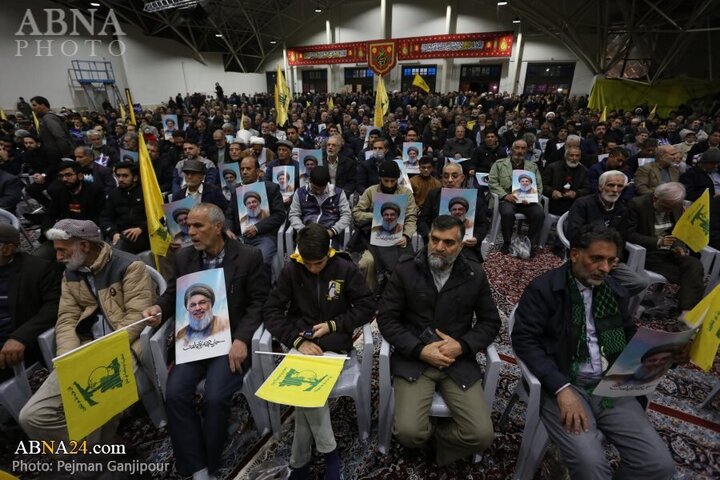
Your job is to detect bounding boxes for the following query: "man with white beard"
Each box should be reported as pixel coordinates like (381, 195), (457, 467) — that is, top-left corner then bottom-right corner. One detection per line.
(371, 202), (403, 237)
(564, 170), (649, 296)
(378, 215), (499, 465)
(176, 284), (230, 345)
(19, 219), (155, 442)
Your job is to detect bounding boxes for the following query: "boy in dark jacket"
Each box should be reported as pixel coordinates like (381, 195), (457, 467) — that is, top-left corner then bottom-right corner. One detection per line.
(264, 224), (375, 480)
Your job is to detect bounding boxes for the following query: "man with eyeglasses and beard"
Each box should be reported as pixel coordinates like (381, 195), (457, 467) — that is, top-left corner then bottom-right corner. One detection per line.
(564, 170), (649, 296)
(378, 215), (499, 465)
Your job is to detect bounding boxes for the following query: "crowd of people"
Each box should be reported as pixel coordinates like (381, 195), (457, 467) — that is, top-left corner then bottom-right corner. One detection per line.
(0, 86), (718, 480)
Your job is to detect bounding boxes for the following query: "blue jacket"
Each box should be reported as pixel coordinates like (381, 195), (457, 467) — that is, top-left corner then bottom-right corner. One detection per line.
(288, 184), (351, 234)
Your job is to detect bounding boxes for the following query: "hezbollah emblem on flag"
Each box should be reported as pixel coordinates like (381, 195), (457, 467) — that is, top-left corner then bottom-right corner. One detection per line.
(368, 41), (397, 76)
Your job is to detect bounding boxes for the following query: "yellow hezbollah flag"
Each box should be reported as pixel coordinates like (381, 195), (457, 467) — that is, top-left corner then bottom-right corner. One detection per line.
(274, 65), (291, 127)
(119, 102), (126, 122)
(240, 111), (248, 130)
(650, 104), (657, 116)
(466, 119), (476, 131)
(126, 89), (171, 259)
(514, 102), (520, 113)
(328, 96), (335, 109)
(374, 75), (389, 128)
(689, 284), (720, 371)
(32, 111), (40, 133)
(0, 109), (6, 121)
(672, 188), (709, 252)
(599, 106), (607, 122)
(412, 73), (430, 93)
(124, 89), (137, 126)
(255, 354), (345, 407)
(54, 330), (138, 441)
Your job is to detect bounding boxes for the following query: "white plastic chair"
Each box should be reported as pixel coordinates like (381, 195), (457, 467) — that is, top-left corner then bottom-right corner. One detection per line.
(35, 265), (169, 428)
(624, 242), (670, 315)
(556, 211), (570, 249)
(0, 363), (35, 423)
(0, 208), (20, 228)
(487, 193), (551, 247)
(258, 322), (374, 440)
(377, 334), (502, 462)
(148, 323), (271, 436)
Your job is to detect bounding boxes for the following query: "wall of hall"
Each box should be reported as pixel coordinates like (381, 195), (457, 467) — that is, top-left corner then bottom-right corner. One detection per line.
(261, 0), (596, 97)
(0, 0), (265, 110)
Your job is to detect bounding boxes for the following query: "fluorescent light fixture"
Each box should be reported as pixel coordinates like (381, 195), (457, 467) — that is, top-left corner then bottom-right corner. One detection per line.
(497, 1), (508, 5)
(314, 3), (322, 13)
(215, 33), (223, 37)
(90, 2), (100, 5)
(512, 17), (521, 23)
(270, 39), (278, 44)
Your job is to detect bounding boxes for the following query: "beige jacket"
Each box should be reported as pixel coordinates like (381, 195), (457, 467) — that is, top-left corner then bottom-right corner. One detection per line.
(55, 243), (155, 357)
(352, 184), (418, 238)
(634, 163), (680, 195)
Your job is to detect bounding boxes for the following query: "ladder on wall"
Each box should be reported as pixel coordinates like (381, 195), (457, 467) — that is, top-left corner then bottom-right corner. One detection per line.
(69, 60), (124, 111)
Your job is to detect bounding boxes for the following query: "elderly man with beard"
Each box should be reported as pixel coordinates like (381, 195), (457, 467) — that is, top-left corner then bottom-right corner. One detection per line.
(372, 202), (404, 236)
(378, 215), (499, 465)
(542, 145), (591, 216)
(634, 145), (681, 195)
(488, 139), (545, 255)
(512, 224), (676, 480)
(144, 203), (267, 480)
(418, 162), (489, 262)
(565, 170), (649, 296)
(19, 219), (155, 443)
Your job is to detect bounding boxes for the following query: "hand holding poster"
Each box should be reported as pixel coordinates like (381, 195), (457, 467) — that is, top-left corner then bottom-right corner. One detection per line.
(394, 159), (413, 192)
(512, 169), (539, 203)
(402, 142), (423, 174)
(593, 327), (695, 398)
(161, 114), (178, 141)
(273, 165), (296, 200)
(220, 163), (241, 199)
(475, 172), (490, 188)
(175, 268), (232, 364)
(236, 182), (270, 234)
(370, 193), (409, 247)
(439, 188), (476, 241)
(162, 196), (198, 248)
(255, 352), (346, 407)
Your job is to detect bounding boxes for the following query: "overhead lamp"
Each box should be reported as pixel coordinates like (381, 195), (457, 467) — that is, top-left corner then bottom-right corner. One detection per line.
(215, 33), (223, 37)
(314, 3), (322, 13)
(270, 39), (278, 44)
(90, 2), (100, 6)
(497, 1), (508, 5)
(512, 17), (521, 23)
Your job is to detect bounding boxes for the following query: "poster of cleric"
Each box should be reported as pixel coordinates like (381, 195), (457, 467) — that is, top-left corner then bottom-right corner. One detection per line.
(593, 327), (695, 398)
(439, 188), (476, 241)
(370, 193), (408, 247)
(174, 268), (232, 364)
(163, 196), (198, 248)
(236, 182), (270, 234)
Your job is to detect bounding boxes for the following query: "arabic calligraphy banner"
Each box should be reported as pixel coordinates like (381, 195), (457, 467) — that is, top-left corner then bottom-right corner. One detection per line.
(397, 32), (514, 60)
(287, 42), (367, 66)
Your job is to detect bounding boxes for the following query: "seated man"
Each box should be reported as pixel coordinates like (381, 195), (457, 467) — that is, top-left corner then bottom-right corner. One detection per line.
(410, 155), (442, 209)
(265, 139), (301, 203)
(172, 140), (219, 194)
(99, 162), (149, 254)
(44, 160), (106, 231)
(351, 160), (418, 293)
(418, 162), (489, 262)
(0, 224), (61, 381)
(626, 182), (705, 317)
(565, 170), (649, 296)
(512, 224), (676, 480)
(19, 219), (154, 441)
(264, 224), (374, 480)
(144, 203), (267, 480)
(324, 134), (356, 199)
(173, 159), (229, 212)
(73, 145), (116, 195)
(488, 139), (545, 255)
(634, 145), (681, 195)
(542, 145), (590, 216)
(680, 149), (719, 201)
(288, 166), (352, 249)
(229, 156), (286, 279)
(378, 215), (499, 465)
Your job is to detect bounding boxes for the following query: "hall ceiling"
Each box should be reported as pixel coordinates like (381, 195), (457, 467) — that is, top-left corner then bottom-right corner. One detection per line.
(50, 0), (720, 79)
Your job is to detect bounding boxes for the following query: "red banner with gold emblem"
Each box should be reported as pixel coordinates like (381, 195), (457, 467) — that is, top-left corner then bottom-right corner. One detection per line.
(367, 41), (397, 76)
(397, 32), (513, 60)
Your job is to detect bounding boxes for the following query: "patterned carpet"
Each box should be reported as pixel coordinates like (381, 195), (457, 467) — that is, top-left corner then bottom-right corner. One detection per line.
(1, 246), (718, 479)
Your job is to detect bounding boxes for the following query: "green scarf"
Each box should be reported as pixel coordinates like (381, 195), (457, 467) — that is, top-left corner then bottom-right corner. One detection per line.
(567, 268), (627, 406)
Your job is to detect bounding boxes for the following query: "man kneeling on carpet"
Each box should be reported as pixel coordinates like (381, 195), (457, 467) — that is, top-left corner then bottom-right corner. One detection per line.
(378, 215), (500, 464)
(512, 224), (676, 479)
(264, 223), (375, 479)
